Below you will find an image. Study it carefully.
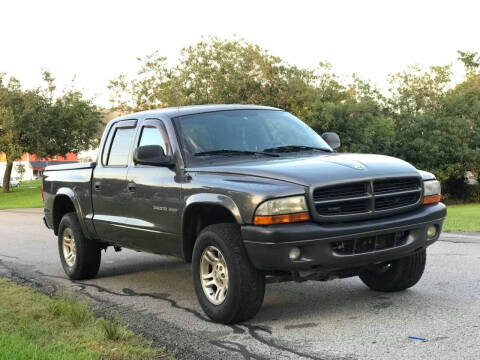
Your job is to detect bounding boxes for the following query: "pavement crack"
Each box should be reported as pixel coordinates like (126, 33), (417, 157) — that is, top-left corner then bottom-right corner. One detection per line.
(41, 273), (134, 297)
(242, 324), (329, 360)
(439, 239), (480, 244)
(0, 253), (19, 260)
(209, 340), (270, 360)
(40, 273), (250, 335)
(121, 287), (211, 322)
(37, 272), (347, 359)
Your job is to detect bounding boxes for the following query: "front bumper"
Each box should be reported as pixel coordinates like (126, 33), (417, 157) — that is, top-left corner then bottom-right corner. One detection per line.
(242, 203), (446, 272)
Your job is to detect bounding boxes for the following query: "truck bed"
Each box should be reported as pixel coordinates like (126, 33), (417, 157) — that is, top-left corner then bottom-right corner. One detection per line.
(43, 162), (97, 237)
(44, 162), (96, 172)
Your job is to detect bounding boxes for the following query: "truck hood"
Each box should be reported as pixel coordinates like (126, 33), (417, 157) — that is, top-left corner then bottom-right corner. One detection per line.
(189, 153), (421, 187)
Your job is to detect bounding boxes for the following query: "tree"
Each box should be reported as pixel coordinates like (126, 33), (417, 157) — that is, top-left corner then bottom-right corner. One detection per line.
(0, 72), (101, 192)
(309, 75), (395, 155)
(0, 106), (19, 189)
(15, 163), (25, 180)
(388, 63), (480, 202)
(457, 50), (480, 77)
(0, 75), (46, 192)
(108, 37), (317, 120)
(439, 74), (480, 200)
(388, 64), (452, 116)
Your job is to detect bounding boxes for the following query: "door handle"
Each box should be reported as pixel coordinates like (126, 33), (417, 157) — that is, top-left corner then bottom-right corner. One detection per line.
(94, 182), (101, 191)
(127, 182), (136, 192)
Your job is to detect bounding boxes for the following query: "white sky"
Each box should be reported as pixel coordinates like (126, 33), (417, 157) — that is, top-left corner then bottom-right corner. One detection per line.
(1, 0), (478, 107)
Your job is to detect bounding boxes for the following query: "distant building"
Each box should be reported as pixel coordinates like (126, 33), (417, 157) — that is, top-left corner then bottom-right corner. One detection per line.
(0, 153), (78, 181)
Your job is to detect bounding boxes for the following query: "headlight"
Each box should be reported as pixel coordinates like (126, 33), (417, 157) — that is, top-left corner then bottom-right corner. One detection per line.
(254, 196), (310, 225)
(423, 180), (441, 205)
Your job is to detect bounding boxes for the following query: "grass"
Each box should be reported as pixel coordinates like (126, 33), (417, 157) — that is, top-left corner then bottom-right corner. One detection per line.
(443, 203), (480, 232)
(0, 179), (43, 210)
(0, 277), (170, 360)
(100, 316), (123, 341)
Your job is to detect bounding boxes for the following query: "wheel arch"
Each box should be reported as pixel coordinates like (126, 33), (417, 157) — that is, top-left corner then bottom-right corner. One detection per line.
(181, 193), (244, 262)
(52, 188), (89, 237)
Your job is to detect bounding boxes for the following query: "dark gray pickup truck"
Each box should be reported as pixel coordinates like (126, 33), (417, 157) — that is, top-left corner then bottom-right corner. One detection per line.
(43, 104), (446, 324)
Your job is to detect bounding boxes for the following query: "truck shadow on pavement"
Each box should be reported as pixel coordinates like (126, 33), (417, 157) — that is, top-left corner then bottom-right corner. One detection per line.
(95, 254), (187, 278)
(79, 253), (417, 325)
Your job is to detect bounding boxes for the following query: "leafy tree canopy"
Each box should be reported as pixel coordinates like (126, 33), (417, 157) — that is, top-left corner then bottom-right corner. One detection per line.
(0, 72), (101, 192)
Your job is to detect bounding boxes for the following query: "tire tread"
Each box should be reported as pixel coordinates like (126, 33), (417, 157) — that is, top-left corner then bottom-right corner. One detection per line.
(58, 212), (101, 280)
(192, 223), (265, 324)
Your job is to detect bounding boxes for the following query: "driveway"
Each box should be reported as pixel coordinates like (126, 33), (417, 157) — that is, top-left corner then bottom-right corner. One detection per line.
(1, 208), (479, 359)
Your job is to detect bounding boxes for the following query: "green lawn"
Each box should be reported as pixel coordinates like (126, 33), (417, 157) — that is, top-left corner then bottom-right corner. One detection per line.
(0, 179), (43, 210)
(443, 203), (480, 232)
(0, 277), (169, 360)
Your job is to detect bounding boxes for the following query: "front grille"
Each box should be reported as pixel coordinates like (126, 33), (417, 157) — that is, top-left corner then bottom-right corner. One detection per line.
(331, 231), (409, 255)
(313, 183), (367, 201)
(375, 193), (419, 210)
(312, 177), (421, 219)
(316, 199), (369, 215)
(373, 178), (420, 194)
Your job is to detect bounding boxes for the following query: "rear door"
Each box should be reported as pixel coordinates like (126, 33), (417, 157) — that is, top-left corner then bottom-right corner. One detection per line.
(123, 118), (182, 255)
(92, 119), (138, 244)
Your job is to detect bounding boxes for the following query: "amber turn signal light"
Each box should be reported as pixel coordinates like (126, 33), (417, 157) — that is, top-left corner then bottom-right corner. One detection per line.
(423, 194), (441, 205)
(253, 212), (310, 225)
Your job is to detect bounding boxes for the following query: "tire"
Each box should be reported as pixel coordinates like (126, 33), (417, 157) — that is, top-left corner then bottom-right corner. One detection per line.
(359, 249), (427, 292)
(192, 223), (265, 324)
(58, 212), (101, 280)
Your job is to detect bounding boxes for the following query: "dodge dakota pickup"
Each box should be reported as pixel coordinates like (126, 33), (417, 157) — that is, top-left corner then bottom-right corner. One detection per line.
(43, 104), (446, 324)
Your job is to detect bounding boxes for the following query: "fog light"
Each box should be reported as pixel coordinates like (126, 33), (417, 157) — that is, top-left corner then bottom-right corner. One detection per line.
(427, 225), (437, 239)
(289, 247), (301, 261)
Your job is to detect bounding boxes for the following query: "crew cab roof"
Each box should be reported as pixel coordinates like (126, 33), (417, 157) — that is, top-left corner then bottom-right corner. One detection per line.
(111, 104), (282, 123)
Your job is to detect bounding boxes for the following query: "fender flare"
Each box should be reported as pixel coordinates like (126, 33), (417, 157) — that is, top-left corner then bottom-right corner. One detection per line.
(181, 193), (244, 261)
(183, 193), (244, 225)
(53, 187), (90, 238)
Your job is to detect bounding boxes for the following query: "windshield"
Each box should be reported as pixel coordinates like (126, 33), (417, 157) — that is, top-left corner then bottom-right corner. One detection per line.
(174, 109), (332, 163)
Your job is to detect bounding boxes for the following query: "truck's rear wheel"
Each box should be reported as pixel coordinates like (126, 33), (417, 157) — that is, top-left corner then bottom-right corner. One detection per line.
(192, 223), (265, 324)
(359, 249), (426, 292)
(58, 212), (101, 280)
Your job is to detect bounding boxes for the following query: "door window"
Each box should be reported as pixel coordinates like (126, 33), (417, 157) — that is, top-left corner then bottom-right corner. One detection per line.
(138, 122), (171, 155)
(107, 127), (136, 166)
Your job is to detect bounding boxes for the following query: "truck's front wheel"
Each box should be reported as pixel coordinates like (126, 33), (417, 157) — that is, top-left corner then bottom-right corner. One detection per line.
(58, 212), (101, 280)
(192, 223), (265, 324)
(359, 249), (426, 292)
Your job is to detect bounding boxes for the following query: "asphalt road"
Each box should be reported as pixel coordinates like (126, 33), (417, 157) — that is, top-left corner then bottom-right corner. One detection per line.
(1, 208), (479, 360)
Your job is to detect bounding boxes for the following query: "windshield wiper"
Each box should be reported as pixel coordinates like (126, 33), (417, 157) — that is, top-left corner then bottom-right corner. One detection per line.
(262, 145), (333, 153)
(193, 149), (279, 157)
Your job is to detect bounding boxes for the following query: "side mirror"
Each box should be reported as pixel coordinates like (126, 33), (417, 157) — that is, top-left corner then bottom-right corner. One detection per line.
(133, 145), (174, 166)
(322, 132), (341, 150)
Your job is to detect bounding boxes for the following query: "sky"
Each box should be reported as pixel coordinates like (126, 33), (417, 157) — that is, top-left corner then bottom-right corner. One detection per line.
(1, 0), (479, 107)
